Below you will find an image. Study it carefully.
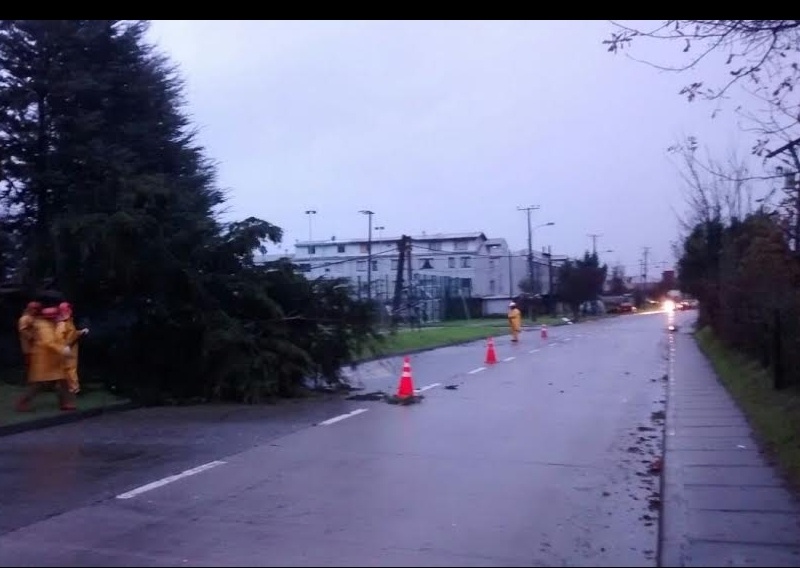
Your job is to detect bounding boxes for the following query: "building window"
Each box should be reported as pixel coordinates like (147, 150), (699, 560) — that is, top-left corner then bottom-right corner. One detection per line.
(489, 279), (496, 294)
(489, 259), (495, 268)
(297, 263), (311, 273)
(356, 260), (367, 272)
(337, 244), (345, 253)
(429, 241), (442, 251)
(308, 246), (316, 255)
(391, 259), (398, 271)
(460, 256), (471, 268)
(454, 241), (468, 251)
(448, 257), (455, 268)
(360, 243), (369, 253)
(420, 258), (434, 270)
(371, 260), (378, 271)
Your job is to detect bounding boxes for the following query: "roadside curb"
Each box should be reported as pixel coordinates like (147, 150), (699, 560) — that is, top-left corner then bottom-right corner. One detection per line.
(353, 322), (569, 365)
(658, 321), (681, 568)
(358, 315), (634, 365)
(354, 333), (513, 365)
(0, 400), (139, 438)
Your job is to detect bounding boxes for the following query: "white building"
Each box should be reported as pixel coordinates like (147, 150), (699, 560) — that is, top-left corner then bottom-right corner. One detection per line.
(257, 232), (558, 304)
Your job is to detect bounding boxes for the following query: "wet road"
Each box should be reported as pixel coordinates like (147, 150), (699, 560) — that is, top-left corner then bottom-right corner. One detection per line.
(0, 312), (678, 566)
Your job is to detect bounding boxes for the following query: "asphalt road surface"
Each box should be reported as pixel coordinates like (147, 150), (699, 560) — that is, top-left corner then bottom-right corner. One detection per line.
(0, 311), (678, 567)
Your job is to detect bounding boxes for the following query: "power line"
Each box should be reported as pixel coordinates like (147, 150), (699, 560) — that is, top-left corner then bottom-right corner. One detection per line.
(268, 239), (662, 281)
(264, 246), (400, 271)
(272, 245), (657, 276)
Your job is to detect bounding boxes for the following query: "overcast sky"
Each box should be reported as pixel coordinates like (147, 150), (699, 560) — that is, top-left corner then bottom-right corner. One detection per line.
(147, 20), (758, 278)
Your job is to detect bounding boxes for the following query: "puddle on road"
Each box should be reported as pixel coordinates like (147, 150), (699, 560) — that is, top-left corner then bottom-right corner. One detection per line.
(4, 443), (153, 468)
(77, 445), (147, 463)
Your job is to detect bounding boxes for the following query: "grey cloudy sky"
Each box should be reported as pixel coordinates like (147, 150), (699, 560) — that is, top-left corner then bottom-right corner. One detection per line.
(148, 20), (756, 278)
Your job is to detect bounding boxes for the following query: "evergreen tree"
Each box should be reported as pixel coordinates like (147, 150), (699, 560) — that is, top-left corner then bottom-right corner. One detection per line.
(0, 20), (380, 402)
(556, 252), (607, 319)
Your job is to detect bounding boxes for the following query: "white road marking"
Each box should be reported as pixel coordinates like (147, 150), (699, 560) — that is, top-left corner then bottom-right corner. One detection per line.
(417, 383), (441, 392)
(318, 408), (369, 426)
(563, 338), (572, 342)
(503, 356), (516, 362)
(116, 460), (227, 500)
(548, 343), (558, 347)
(468, 367), (486, 374)
(529, 348), (541, 353)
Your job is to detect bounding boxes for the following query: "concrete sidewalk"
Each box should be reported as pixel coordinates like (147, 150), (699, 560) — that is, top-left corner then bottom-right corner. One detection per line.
(661, 326), (800, 566)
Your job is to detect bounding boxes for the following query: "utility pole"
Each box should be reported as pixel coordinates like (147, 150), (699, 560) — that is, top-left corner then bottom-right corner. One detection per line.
(588, 233), (602, 256)
(304, 209), (317, 241)
(765, 138), (800, 256)
(406, 237), (414, 325)
(392, 236), (408, 326)
(517, 205), (540, 319)
(545, 245), (555, 315)
(642, 246), (651, 285)
(507, 249), (514, 297)
(785, 172), (800, 254)
(359, 210), (374, 302)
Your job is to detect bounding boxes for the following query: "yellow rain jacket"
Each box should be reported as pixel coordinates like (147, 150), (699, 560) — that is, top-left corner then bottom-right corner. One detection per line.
(17, 312), (36, 356)
(508, 306), (522, 334)
(57, 316), (82, 393)
(28, 317), (69, 383)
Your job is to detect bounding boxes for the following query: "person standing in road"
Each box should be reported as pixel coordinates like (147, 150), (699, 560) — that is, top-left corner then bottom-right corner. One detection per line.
(56, 302), (89, 395)
(508, 301), (522, 343)
(15, 305), (75, 412)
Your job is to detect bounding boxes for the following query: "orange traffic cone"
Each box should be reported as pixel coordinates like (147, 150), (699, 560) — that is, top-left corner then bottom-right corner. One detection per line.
(540, 324), (548, 339)
(396, 356), (415, 398)
(485, 337), (498, 365)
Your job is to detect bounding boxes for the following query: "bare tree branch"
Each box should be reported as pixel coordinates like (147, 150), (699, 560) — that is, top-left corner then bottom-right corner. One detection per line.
(605, 20), (800, 152)
(668, 136), (768, 229)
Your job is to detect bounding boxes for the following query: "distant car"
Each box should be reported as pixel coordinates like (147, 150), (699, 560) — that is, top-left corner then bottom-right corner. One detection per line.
(608, 302), (636, 314)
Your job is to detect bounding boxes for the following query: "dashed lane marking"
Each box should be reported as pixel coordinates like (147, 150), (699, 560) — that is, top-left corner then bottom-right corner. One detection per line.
(318, 408), (369, 426)
(116, 460), (227, 500)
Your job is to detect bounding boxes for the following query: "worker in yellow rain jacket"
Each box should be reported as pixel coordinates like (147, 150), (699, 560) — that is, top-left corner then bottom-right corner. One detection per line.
(15, 306), (75, 412)
(508, 301), (522, 342)
(17, 301), (41, 371)
(56, 302), (89, 395)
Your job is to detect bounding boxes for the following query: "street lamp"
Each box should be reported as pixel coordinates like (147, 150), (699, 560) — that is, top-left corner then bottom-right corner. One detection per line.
(359, 210), (375, 302)
(304, 209), (317, 241)
(375, 226), (385, 240)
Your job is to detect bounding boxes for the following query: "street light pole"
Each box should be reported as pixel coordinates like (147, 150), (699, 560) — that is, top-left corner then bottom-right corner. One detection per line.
(359, 210), (375, 302)
(304, 209), (317, 241)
